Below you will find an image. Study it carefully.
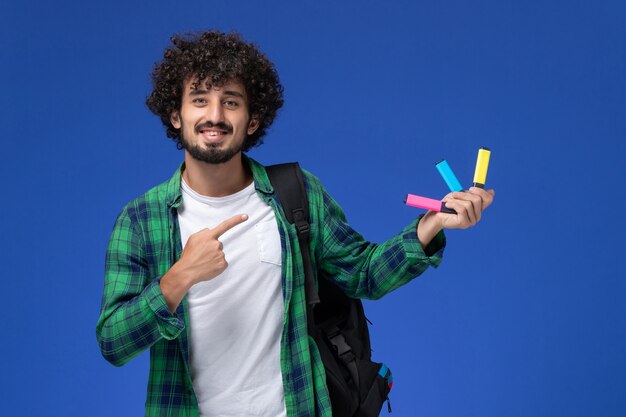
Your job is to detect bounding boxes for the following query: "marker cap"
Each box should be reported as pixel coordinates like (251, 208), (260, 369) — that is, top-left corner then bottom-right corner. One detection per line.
(405, 194), (457, 214)
(435, 159), (464, 192)
(473, 147), (491, 188)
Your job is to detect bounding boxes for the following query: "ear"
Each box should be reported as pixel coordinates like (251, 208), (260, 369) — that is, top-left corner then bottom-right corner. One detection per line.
(170, 111), (181, 129)
(247, 116), (260, 135)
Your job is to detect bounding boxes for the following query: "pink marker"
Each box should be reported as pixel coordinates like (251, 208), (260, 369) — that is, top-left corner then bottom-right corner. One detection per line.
(405, 194), (457, 214)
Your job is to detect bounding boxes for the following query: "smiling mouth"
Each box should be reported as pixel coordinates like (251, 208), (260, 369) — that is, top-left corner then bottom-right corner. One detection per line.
(201, 129), (226, 137)
(198, 128), (229, 143)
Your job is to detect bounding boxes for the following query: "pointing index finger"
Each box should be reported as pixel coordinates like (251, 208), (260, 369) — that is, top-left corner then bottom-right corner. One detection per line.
(210, 214), (249, 238)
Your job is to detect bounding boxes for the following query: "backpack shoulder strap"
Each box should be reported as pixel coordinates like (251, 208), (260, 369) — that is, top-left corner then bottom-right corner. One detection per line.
(265, 163), (320, 307)
(267, 164), (363, 399)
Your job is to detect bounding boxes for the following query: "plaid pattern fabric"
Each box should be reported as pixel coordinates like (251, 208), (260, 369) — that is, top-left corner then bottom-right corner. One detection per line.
(96, 156), (446, 417)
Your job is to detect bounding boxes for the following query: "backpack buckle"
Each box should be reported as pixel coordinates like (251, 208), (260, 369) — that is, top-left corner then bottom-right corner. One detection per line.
(296, 221), (310, 237)
(328, 331), (355, 363)
(293, 208), (310, 238)
(327, 329), (360, 386)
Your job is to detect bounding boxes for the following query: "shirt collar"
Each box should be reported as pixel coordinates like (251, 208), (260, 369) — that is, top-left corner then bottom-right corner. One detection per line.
(165, 154), (274, 208)
(246, 154), (274, 196)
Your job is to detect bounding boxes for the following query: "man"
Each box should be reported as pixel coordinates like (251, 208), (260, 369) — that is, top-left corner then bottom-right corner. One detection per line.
(97, 31), (494, 417)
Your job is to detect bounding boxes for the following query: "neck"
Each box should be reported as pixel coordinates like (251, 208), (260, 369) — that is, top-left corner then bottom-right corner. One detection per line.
(182, 152), (252, 197)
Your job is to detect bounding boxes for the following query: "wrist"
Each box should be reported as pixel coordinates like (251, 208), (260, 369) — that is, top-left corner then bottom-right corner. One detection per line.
(166, 261), (194, 289)
(417, 211), (444, 249)
(160, 262), (194, 313)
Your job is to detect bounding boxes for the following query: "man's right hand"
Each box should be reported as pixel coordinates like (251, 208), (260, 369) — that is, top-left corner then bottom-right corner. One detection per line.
(160, 214), (249, 312)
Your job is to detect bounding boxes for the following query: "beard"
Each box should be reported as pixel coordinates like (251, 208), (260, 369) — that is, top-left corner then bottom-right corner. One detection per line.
(180, 122), (243, 165)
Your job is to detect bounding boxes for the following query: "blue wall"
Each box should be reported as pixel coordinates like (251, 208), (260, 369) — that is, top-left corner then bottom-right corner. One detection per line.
(2, 1), (625, 415)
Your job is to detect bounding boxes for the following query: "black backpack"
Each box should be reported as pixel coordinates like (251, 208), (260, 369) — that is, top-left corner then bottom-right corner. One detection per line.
(267, 163), (393, 417)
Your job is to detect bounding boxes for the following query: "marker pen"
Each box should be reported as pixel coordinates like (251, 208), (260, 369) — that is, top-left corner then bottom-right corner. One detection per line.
(435, 159), (463, 192)
(405, 194), (457, 214)
(473, 147), (491, 188)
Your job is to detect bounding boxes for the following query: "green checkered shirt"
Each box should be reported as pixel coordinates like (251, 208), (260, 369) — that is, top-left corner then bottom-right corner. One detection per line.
(96, 155), (445, 416)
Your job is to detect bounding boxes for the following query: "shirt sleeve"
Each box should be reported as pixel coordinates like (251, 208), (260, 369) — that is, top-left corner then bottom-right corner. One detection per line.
(96, 208), (185, 367)
(315, 181), (446, 300)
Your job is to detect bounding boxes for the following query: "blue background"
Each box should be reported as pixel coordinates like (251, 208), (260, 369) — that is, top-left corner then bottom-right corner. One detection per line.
(2, 1), (625, 416)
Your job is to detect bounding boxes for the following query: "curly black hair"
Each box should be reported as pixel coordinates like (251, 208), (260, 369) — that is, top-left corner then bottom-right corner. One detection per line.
(146, 31), (284, 151)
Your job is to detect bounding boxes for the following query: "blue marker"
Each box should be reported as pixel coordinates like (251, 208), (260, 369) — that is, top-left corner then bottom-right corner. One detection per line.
(435, 159), (463, 192)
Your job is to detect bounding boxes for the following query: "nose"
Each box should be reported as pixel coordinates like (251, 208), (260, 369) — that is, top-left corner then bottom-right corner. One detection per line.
(205, 100), (225, 124)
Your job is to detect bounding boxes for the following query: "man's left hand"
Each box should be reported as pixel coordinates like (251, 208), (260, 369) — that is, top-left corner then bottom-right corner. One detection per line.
(417, 187), (495, 249)
(438, 187), (495, 229)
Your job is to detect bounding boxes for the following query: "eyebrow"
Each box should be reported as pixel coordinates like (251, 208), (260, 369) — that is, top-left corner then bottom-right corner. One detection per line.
(223, 90), (245, 99)
(188, 89), (245, 99)
(189, 89), (209, 96)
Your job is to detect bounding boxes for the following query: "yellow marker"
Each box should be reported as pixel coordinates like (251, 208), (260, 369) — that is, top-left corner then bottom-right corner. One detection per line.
(472, 147), (491, 188)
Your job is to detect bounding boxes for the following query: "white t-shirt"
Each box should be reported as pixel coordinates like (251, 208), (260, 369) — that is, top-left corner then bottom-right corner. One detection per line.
(178, 178), (286, 417)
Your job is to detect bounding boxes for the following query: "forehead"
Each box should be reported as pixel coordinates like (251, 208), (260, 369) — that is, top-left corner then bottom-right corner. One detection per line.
(184, 77), (247, 96)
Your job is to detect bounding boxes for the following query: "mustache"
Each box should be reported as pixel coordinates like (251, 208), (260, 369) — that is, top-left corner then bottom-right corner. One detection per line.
(195, 121), (233, 134)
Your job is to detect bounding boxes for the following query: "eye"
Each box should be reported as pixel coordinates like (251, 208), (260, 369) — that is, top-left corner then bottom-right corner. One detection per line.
(224, 100), (239, 108)
(192, 98), (207, 105)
